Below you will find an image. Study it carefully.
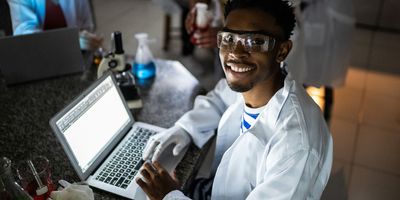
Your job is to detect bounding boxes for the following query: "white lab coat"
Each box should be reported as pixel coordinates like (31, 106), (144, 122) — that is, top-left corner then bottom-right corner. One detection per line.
(7, 0), (94, 35)
(168, 74), (333, 199)
(285, 0), (355, 87)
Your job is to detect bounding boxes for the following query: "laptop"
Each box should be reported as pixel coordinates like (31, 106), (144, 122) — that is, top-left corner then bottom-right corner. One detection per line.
(49, 72), (187, 199)
(0, 28), (85, 85)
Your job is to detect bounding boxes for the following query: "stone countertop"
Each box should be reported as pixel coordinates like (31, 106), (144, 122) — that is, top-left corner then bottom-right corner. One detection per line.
(0, 59), (204, 199)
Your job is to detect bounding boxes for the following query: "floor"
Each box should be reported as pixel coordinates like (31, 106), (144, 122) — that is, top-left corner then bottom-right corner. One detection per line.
(93, 0), (400, 199)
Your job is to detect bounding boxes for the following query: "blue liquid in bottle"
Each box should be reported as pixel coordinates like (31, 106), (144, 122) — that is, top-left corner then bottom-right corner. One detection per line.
(133, 62), (156, 79)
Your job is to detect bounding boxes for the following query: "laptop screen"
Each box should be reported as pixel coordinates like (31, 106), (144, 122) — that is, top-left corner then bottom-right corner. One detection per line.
(55, 76), (130, 173)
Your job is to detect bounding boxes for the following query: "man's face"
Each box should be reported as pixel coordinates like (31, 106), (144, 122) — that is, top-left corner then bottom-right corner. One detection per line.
(219, 8), (285, 92)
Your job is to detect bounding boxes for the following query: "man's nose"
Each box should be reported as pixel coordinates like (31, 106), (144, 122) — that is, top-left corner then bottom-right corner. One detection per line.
(229, 41), (249, 58)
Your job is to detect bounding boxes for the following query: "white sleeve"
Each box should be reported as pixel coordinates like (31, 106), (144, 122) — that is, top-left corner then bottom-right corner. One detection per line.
(76, 0), (94, 31)
(246, 149), (322, 200)
(245, 106), (331, 200)
(176, 79), (237, 148)
(68, 0), (94, 32)
(7, 0), (41, 35)
(163, 190), (192, 200)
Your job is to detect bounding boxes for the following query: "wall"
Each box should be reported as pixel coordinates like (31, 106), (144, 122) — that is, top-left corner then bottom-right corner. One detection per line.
(354, 0), (400, 31)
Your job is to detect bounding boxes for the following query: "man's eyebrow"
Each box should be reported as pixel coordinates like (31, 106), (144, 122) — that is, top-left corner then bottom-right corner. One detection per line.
(221, 27), (276, 37)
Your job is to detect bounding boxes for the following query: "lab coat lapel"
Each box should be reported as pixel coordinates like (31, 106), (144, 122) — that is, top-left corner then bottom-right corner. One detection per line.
(246, 75), (294, 185)
(248, 75), (293, 145)
(212, 98), (243, 174)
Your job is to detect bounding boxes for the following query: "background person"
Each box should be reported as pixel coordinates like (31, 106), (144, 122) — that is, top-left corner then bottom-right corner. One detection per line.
(7, 0), (103, 51)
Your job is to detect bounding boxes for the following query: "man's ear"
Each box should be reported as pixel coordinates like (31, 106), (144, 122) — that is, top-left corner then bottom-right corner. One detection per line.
(275, 40), (292, 63)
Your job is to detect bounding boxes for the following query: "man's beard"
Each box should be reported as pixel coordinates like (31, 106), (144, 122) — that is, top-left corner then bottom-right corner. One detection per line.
(227, 81), (254, 93)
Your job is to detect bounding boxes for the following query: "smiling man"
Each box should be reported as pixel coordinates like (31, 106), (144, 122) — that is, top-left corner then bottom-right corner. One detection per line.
(137, 0), (333, 199)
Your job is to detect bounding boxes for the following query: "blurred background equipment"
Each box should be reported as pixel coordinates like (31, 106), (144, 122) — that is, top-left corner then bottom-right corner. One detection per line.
(0, 0), (13, 36)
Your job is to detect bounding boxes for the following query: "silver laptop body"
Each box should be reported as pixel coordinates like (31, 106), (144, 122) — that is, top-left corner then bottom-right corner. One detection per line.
(49, 72), (186, 199)
(0, 28), (85, 85)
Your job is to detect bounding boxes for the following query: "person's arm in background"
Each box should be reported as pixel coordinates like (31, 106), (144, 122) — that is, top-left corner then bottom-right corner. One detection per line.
(7, 0), (42, 35)
(75, 0), (103, 51)
(76, 0), (94, 31)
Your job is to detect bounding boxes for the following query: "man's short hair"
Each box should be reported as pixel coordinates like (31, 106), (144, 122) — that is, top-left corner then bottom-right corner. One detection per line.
(224, 0), (296, 40)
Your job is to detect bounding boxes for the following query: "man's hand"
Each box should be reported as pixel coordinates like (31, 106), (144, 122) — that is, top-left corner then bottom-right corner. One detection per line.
(136, 161), (180, 200)
(79, 30), (103, 51)
(142, 126), (191, 162)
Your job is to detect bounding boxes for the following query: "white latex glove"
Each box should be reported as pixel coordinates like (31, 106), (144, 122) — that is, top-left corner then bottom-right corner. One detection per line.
(142, 125), (191, 162)
(79, 30), (103, 51)
(50, 184), (94, 200)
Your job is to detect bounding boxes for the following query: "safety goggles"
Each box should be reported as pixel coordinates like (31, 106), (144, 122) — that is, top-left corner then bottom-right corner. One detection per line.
(217, 30), (277, 53)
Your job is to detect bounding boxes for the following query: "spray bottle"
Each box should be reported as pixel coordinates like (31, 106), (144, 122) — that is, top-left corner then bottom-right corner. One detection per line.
(133, 33), (156, 79)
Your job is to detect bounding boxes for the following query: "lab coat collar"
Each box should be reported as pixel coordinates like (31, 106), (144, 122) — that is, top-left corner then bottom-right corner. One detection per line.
(243, 74), (294, 145)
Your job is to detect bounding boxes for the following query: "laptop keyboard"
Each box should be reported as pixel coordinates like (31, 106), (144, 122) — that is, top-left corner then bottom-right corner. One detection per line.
(95, 126), (157, 189)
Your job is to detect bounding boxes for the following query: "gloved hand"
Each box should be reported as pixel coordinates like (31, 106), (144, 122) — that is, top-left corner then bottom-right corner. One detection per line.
(79, 30), (103, 51)
(50, 183), (94, 200)
(142, 125), (191, 162)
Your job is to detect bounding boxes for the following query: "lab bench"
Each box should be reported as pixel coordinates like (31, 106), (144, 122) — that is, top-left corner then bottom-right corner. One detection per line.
(0, 59), (205, 199)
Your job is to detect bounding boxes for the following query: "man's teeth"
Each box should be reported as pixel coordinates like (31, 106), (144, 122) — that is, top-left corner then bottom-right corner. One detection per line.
(230, 65), (253, 72)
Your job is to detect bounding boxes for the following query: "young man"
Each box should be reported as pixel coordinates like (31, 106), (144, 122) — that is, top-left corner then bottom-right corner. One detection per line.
(137, 0), (332, 199)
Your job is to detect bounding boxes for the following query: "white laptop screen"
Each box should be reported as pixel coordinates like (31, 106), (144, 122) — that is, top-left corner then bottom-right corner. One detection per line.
(55, 76), (130, 173)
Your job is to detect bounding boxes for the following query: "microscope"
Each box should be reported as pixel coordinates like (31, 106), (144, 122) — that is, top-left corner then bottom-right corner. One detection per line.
(97, 31), (126, 77)
(97, 31), (142, 109)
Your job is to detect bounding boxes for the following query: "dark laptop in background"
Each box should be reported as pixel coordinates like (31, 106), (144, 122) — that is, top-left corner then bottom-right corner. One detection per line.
(0, 28), (85, 85)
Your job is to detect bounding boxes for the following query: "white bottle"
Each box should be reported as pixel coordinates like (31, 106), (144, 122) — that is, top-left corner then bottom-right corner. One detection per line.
(195, 3), (209, 30)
